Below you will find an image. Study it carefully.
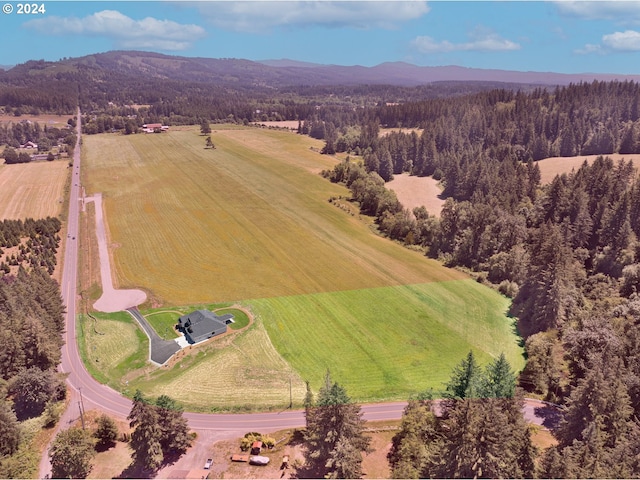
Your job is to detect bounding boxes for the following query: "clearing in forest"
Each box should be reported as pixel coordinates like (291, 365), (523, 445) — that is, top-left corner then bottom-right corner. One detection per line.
(537, 153), (640, 184)
(81, 125), (524, 407)
(387, 173), (445, 217)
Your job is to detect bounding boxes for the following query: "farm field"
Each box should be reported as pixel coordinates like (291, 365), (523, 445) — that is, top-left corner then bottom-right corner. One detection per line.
(537, 152), (640, 184)
(0, 160), (69, 219)
(81, 125), (524, 408)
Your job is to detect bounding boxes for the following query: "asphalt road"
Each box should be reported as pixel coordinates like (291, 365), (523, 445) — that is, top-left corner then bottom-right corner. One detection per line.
(39, 109), (559, 478)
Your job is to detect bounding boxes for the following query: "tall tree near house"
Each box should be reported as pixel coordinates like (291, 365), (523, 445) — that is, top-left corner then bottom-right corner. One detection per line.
(303, 371), (371, 479)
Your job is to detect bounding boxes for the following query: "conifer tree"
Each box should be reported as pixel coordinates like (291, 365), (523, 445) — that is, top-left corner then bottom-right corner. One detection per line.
(303, 371), (371, 478)
(49, 427), (95, 479)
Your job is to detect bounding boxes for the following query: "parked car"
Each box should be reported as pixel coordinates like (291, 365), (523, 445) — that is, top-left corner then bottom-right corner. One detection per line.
(204, 458), (213, 469)
(249, 456), (270, 466)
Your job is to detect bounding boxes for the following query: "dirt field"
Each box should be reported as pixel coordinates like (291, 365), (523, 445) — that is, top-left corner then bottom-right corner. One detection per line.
(387, 173), (445, 217)
(0, 160), (69, 219)
(537, 153), (640, 184)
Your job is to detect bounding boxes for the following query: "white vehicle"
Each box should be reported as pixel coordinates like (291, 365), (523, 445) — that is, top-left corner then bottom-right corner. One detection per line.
(249, 456), (270, 466)
(204, 458), (213, 469)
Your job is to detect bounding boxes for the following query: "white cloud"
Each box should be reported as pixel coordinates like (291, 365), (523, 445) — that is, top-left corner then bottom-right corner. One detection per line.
(554, 1), (640, 24)
(190, 1), (430, 32)
(411, 29), (520, 54)
(24, 10), (206, 51)
(602, 30), (640, 51)
(576, 29), (640, 54)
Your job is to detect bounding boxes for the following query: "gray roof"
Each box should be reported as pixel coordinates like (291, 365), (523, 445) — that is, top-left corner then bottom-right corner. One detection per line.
(178, 310), (233, 342)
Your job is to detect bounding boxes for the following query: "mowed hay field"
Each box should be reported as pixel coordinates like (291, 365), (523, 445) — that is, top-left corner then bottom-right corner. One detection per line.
(83, 126), (464, 304)
(82, 126), (524, 405)
(0, 161), (69, 219)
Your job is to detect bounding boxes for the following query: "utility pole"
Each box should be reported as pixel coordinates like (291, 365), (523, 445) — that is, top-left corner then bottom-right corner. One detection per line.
(78, 402), (85, 430)
(78, 387), (86, 430)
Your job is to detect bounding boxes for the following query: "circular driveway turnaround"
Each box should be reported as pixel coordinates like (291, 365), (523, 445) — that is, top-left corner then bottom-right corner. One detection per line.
(88, 193), (147, 312)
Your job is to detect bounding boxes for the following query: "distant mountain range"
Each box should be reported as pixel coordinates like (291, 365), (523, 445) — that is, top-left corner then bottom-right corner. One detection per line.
(5, 50), (640, 88)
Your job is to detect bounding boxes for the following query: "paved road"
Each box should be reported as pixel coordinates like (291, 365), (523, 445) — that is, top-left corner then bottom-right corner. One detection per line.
(39, 109), (559, 478)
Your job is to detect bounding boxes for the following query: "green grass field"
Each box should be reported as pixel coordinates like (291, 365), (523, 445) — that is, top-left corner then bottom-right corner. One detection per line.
(80, 126), (525, 409)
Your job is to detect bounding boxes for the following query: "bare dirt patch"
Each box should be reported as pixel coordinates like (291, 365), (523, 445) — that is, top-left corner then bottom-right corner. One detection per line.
(157, 423), (396, 480)
(387, 173), (445, 217)
(537, 153), (640, 184)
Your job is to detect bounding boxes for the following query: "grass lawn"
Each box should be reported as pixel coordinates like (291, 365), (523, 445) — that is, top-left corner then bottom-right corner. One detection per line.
(77, 311), (148, 389)
(217, 308), (250, 330)
(80, 125), (524, 409)
(145, 311), (181, 340)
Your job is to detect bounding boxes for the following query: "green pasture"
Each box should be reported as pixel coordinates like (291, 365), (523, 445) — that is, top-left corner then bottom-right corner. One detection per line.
(79, 125), (525, 409)
(254, 279), (523, 402)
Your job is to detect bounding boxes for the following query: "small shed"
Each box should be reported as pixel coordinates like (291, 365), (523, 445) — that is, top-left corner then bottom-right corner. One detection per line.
(250, 441), (263, 455)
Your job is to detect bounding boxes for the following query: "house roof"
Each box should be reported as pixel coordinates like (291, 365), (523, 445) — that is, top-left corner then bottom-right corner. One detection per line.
(179, 310), (232, 340)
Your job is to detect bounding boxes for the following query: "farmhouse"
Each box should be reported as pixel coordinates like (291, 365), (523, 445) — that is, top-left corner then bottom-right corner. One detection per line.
(142, 123), (169, 133)
(177, 310), (234, 344)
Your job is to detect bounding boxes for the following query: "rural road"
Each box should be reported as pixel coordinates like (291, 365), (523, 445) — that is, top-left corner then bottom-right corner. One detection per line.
(39, 109), (559, 478)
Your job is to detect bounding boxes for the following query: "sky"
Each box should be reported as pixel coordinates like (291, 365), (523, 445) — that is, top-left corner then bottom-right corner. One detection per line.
(2, 1), (640, 74)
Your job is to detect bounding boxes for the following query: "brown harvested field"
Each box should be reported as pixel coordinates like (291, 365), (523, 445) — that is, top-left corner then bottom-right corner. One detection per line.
(0, 161), (69, 219)
(537, 153), (640, 184)
(0, 113), (73, 126)
(387, 173), (445, 217)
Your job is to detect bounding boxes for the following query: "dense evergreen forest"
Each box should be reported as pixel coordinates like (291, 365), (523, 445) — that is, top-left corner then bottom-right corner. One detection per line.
(0, 218), (65, 477)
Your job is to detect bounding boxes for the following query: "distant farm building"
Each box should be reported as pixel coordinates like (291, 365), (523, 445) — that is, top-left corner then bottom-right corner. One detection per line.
(177, 310), (234, 344)
(142, 123), (169, 133)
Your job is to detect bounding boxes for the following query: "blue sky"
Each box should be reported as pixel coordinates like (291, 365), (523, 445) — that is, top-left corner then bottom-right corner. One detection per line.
(2, 1), (640, 73)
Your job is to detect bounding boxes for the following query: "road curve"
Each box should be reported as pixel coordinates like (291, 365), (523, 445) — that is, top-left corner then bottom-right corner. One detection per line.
(41, 109), (557, 477)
